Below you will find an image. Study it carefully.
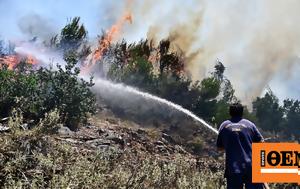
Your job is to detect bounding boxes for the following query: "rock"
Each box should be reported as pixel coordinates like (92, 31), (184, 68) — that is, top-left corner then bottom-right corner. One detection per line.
(98, 128), (106, 135)
(65, 138), (83, 144)
(56, 138), (83, 144)
(97, 145), (110, 150)
(86, 139), (111, 146)
(0, 117), (9, 123)
(0, 125), (10, 132)
(20, 123), (28, 130)
(85, 125), (96, 129)
(110, 136), (125, 145)
(106, 133), (125, 145)
(58, 126), (73, 135)
(154, 141), (164, 146)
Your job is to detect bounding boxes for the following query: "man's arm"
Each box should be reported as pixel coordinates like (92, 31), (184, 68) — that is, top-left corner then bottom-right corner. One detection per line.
(252, 124), (264, 142)
(216, 127), (225, 151)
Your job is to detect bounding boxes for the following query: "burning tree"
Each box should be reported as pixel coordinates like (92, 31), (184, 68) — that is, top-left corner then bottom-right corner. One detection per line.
(0, 55), (96, 130)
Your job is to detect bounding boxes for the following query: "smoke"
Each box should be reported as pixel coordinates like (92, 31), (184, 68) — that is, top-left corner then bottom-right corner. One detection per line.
(119, 0), (300, 103)
(1, 0), (300, 103)
(18, 14), (57, 40)
(14, 41), (65, 68)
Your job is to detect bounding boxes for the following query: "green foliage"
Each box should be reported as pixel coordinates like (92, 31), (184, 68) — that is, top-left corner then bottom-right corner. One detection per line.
(198, 77), (220, 100)
(214, 100), (230, 126)
(159, 39), (184, 76)
(222, 80), (236, 103)
(0, 57), (96, 130)
(252, 91), (285, 133)
(105, 37), (300, 140)
(189, 78), (220, 122)
(283, 99), (300, 139)
(107, 39), (224, 124)
(59, 17), (87, 51)
(251, 91), (300, 140)
(155, 76), (194, 109)
(49, 17), (90, 61)
(35, 55), (96, 129)
(0, 61), (38, 117)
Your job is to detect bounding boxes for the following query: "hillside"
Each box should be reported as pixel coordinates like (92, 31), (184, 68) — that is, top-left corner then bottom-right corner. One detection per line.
(0, 107), (226, 189)
(1, 11), (299, 189)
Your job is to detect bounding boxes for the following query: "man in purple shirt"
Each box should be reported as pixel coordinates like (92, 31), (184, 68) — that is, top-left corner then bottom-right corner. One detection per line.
(217, 103), (265, 189)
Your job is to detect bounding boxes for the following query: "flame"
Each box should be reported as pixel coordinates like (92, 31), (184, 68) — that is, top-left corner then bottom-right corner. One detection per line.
(0, 54), (38, 69)
(0, 55), (19, 69)
(84, 12), (133, 70)
(26, 55), (38, 65)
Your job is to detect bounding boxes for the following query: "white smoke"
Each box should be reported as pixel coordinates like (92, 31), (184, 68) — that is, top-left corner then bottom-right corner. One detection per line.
(1, 0), (300, 103)
(118, 0), (300, 103)
(18, 14), (57, 40)
(14, 41), (65, 68)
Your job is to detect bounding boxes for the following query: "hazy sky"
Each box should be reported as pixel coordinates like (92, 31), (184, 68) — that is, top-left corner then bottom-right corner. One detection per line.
(0, 0), (123, 39)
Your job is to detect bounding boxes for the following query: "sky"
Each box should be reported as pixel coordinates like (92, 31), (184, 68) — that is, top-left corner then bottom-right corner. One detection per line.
(0, 0), (299, 103)
(0, 0), (122, 39)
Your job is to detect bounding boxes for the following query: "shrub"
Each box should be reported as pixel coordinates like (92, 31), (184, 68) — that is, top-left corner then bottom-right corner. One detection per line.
(0, 55), (96, 130)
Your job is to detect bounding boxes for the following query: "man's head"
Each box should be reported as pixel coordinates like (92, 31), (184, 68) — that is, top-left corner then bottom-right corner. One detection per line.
(229, 103), (244, 118)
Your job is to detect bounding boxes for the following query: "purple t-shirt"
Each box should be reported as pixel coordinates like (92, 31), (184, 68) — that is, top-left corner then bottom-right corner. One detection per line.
(217, 118), (263, 177)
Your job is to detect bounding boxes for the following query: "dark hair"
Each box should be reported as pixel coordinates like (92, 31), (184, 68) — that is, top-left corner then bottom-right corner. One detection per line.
(229, 103), (244, 118)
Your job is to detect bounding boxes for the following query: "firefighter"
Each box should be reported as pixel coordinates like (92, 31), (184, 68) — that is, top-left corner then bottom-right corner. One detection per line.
(217, 103), (266, 189)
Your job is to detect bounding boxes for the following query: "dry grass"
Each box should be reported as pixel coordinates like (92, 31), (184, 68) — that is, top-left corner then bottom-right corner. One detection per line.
(0, 111), (297, 189)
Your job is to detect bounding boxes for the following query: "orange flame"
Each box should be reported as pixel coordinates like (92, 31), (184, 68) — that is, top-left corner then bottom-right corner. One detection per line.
(0, 54), (38, 69)
(88, 12), (133, 68)
(26, 55), (38, 65)
(0, 55), (19, 69)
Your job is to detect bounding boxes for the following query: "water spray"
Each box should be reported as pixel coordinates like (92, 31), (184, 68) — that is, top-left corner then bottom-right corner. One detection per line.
(93, 78), (219, 134)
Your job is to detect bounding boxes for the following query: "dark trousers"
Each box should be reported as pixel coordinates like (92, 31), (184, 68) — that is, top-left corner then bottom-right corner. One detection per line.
(226, 173), (265, 189)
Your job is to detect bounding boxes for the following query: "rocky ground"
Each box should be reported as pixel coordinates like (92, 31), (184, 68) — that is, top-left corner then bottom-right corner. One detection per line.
(0, 108), (228, 188)
(1, 110), (298, 188)
(55, 112), (221, 168)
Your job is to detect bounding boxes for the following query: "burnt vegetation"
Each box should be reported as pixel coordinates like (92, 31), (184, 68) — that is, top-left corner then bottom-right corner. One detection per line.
(0, 17), (299, 188)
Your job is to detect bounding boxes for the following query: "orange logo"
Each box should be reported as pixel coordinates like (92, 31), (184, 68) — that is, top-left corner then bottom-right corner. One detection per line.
(252, 143), (300, 184)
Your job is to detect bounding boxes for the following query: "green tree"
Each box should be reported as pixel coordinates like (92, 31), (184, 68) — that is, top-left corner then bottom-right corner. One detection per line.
(159, 39), (184, 76)
(252, 91), (284, 134)
(283, 99), (300, 139)
(0, 53), (96, 130)
(108, 40), (155, 90)
(60, 17), (87, 50)
(0, 61), (37, 117)
(36, 51), (96, 129)
(191, 77), (221, 122)
(213, 61), (236, 103)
